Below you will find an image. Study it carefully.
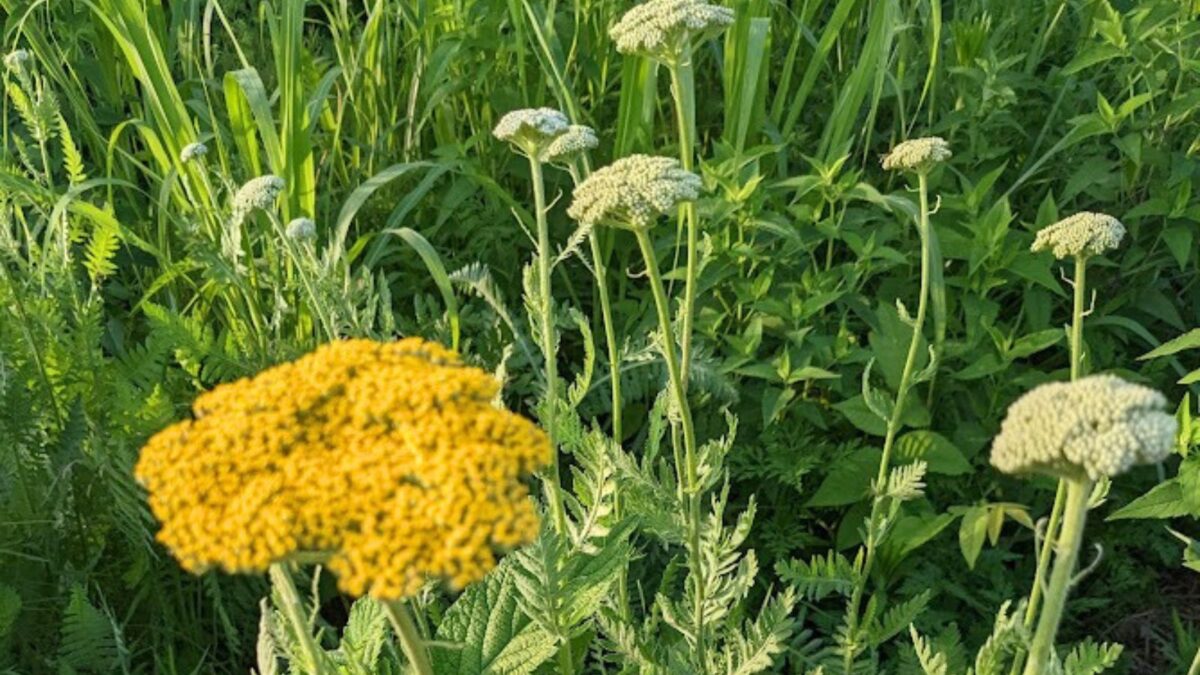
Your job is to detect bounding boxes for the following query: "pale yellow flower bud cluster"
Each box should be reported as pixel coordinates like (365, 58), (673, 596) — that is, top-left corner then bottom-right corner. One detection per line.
(610, 0), (734, 63)
(493, 108), (571, 158)
(567, 154), (701, 228)
(233, 175), (285, 220)
(1031, 212), (1125, 259)
(544, 125), (599, 165)
(881, 137), (952, 173)
(991, 374), (1176, 480)
(179, 142), (208, 164)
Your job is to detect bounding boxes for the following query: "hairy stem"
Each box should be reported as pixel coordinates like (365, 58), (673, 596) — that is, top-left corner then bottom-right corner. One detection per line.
(384, 600), (434, 675)
(843, 171), (932, 674)
(634, 226), (706, 671)
(1023, 477), (1091, 675)
(268, 564), (326, 675)
(530, 157), (569, 538)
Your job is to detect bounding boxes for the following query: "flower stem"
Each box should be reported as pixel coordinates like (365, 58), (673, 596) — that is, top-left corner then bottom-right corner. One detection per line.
(668, 53), (698, 392)
(1022, 477), (1091, 675)
(842, 171), (932, 674)
(384, 599), (434, 675)
(268, 564), (326, 675)
(530, 157), (569, 538)
(634, 226), (706, 671)
(1012, 256), (1088, 674)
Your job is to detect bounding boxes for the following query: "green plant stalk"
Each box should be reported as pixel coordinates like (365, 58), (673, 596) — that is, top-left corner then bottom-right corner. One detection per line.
(530, 157), (570, 540)
(634, 226), (707, 671)
(1022, 477), (1092, 675)
(1188, 643), (1200, 675)
(1012, 255), (1088, 674)
(668, 51), (698, 392)
(268, 564), (326, 675)
(842, 171), (932, 674)
(383, 599), (434, 675)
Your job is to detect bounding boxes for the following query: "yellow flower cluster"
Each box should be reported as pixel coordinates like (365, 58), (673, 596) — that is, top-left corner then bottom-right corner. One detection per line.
(136, 338), (550, 600)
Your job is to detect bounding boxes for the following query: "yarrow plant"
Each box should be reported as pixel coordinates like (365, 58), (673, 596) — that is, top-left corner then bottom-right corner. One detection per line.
(609, 0), (734, 64)
(3, 49), (30, 76)
(1031, 212), (1125, 260)
(879, 136), (952, 173)
(991, 375), (1176, 674)
(179, 141), (208, 164)
(285, 217), (317, 242)
(492, 107), (571, 160)
(232, 174), (285, 223)
(544, 124), (598, 166)
(137, 338), (549, 673)
(567, 154), (702, 229)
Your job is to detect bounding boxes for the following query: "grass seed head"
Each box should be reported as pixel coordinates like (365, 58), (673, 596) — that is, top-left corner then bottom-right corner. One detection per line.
(990, 374), (1176, 481)
(881, 136), (952, 173)
(567, 154), (701, 228)
(610, 0), (734, 64)
(1031, 211), (1125, 259)
(135, 338), (550, 600)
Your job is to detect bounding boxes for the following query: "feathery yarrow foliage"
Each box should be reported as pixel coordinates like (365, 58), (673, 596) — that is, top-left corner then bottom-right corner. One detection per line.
(568, 154), (701, 228)
(493, 107), (571, 159)
(544, 124), (598, 165)
(881, 136), (952, 173)
(285, 217), (317, 241)
(1031, 211), (1126, 259)
(990, 374), (1176, 480)
(179, 142), (208, 164)
(135, 338), (550, 600)
(610, 0), (734, 63)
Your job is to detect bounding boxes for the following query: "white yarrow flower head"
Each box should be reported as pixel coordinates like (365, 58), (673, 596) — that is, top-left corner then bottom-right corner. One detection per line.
(4, 49), (30, 75)
(493, 107), (571, 160)
(611, 0), (734, 64)
(990, 374), (1176, 481)
(881, 136), (952, 173)
(285, 217), (317, 241)
(179, 142), (208, 164)
(544, 125), (598, 165)
(568, 154), (702, 229)
(1031, 211), (1125, 260)
(232, 175), (285, 218)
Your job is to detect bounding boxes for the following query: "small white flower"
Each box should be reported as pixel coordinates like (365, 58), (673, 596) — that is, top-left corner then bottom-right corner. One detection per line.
(4, 49), (30, 74)
(611, 0), (734, 63)
(179, 142), (208, 164)
(1031, 212), (1125, 259)
(881, 137), (952, 173)
(493, 108), (570, 158)
(232, 175), (285, 217)
(544, 125), (598, 165)
(568, 154), (702, 229)
(285, 217), (317, 241)
(990, 374), (1176, 481)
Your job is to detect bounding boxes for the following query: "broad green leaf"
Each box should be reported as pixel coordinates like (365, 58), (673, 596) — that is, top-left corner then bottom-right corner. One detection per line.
(1107, 479), (1190, 520)
(807, 447), (881, 507)
(958, 506), (989, 569)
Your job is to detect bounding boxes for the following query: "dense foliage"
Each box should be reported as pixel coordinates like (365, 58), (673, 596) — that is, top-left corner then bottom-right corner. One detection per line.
(2, 0), (1200, 673)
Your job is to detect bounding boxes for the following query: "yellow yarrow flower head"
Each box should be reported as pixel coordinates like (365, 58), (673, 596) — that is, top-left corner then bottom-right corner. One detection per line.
(881, 137), (952, 173)
(232, 175), (285, 225)
(990, 374), (1176, 481)
(544, 125), (598, 166)
(567, 154), (701, 229)
(493, 107), (571, 160)
(1031, 211), (1125, 260)
(610, 0), (734, 64)
(135, 338), (550, 600)
(285, 217), (317, 242)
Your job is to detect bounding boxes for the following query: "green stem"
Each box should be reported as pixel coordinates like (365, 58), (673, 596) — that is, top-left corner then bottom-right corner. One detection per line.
(634, 227), (706, 671)
(843, 171), (932, 674)
(268, 564), (326, 675)
(1012, 256), (1088, 673)
(383, 600), (434, 675)
(1023, 478), (1091, 675)
(1187, 643), (1200, 675)
(668, 54), (698, 392)
(530, 158), (569, 538)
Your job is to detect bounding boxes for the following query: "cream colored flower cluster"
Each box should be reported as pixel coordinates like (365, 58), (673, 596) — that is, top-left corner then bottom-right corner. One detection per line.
(4, 49), (30, 74)
(568, 154), (701, 228)
(286, 217), (317, 241)
(179, 142), (208, 164)
(493, 108), (571, 157)
(991, 374), (1176, 480)
(881, 137), (952, 173)
(232, 175), (285, 220)
(545, 125), (598, 165)
(610, 0), (734, 63)
(1031, 212), (1125, 259)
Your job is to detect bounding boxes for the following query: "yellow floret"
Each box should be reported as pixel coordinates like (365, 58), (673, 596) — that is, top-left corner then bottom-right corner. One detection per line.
(135, 338), (550, 600)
